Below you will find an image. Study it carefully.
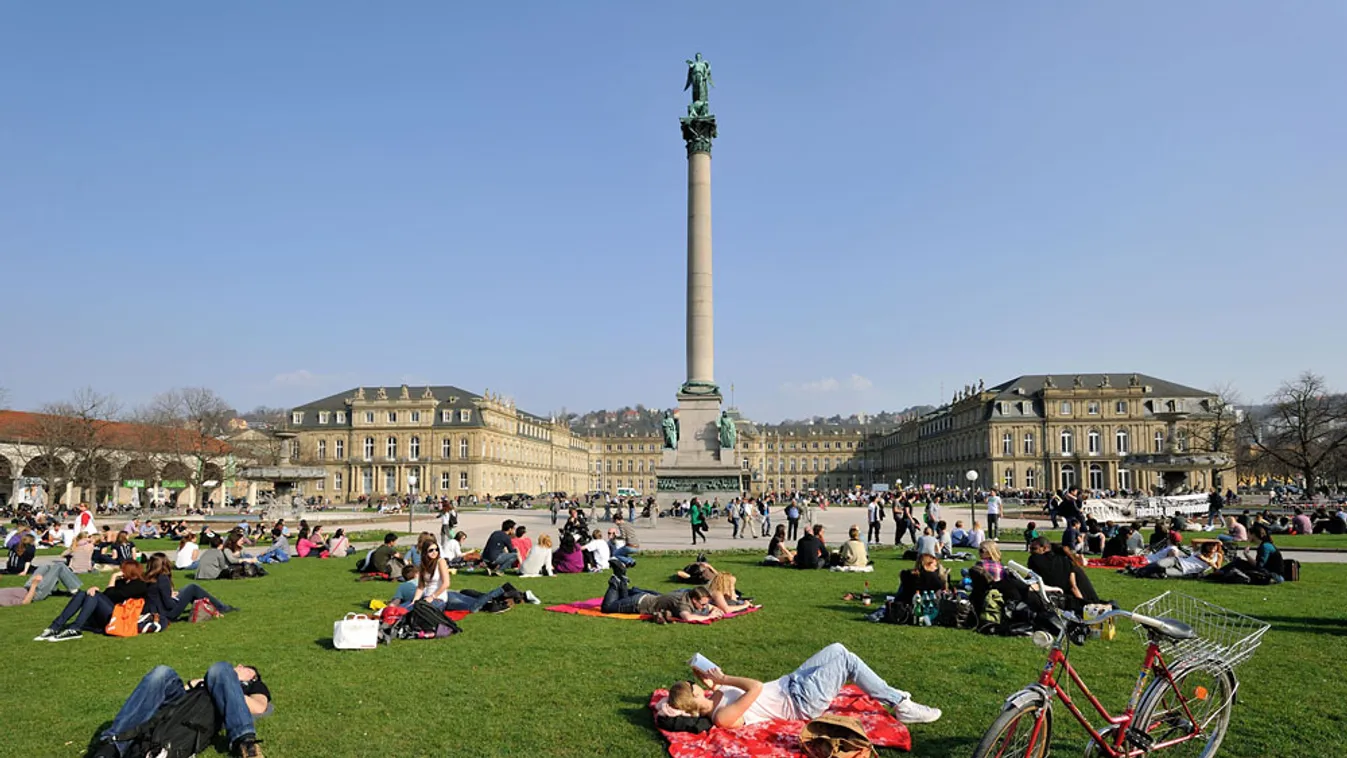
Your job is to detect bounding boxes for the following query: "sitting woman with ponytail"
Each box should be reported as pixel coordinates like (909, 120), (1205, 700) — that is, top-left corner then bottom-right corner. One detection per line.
(143, 553), (236, 628)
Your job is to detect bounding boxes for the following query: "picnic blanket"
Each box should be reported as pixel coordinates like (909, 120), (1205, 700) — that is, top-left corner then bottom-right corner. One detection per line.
(829, 565), (875, 573)
(546, 597), (761, 624)
(649, 684), (911, 757)
(1086, 555), (1149, 569)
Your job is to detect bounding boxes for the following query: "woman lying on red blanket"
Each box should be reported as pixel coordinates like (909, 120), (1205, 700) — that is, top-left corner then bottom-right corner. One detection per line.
(666, 643), (942, 728)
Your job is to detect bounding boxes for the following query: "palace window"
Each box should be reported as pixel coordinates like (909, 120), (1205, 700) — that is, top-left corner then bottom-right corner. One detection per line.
(1004, 468), (1014, 488)
(460, 410), (471, 422)
(318, 411), (330, 424)
(1060, 401), (1072, 415)
(1024, 433), (1036, 455)
(1060, 429), (1074, 454)
(1060, 463), (1076, 489)
(459, 472), (469, 490)
(1115, 429), (1129, 454)
(316, 440), (327, 460)
(1087, 401), (1100, 415)
(459, 437), (469, 459)
(605, 461), (612, 473)
(441, 472), (451, 490)
(387, 411), (397, 423)
(1154, 431), (1165, 453)
(1002, 433), (1013, 456)
(364, 412), (375, 424)
(315, 478), (324, 492)
(336, 411), (346, 424)
(386, 437), (397, 459)
(1087, 429), (1101, 454)
(363, 437), (374, 460)
(442, 410), (452, 422)
(335, 439), (345, 459)
(1089, 463), (1104, 490)
(291, 411), (303, 425)
(409, 436), (420, 460)
(1118, 469), (1132, 491)
(442, 438), (451, 458)
(334, 472), (343, 491)
(1115, 401), (1127, 415)
(1025, 468), (1037, 488)
(411, 411), (421, 423)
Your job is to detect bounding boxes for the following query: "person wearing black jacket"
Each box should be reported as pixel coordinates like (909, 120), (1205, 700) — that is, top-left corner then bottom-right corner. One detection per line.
(482, 519), (520, 575)
(35, 561), (150, 642)
(143, 553), (236, 628)
(794, 525), (830, 569)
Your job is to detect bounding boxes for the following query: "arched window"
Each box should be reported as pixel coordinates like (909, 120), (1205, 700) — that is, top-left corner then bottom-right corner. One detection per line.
(409, 436), (420, 460)
(1060, 463), (1076, 489)
(386, 437), (397, 459)
(1002, 433), (1013, 456)
(1024, 433), (1035, 455)
(1115, 429), (1129, 454)
(1087, 429), (1101, 455)
(1060, 429), (1074, 454)
(363, 437), (375, 460)
(1089, 463), (1104, 490)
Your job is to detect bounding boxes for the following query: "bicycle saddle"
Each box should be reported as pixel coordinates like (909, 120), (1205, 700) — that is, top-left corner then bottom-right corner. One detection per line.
(1133, 613), (1196, 640)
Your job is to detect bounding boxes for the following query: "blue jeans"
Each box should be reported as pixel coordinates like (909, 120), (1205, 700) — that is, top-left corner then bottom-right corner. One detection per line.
(257, 546), (289, 564)
(101, 663), (255, 751)
(600, 576), (657, 614)
(50, 591), (114, 631)
(613, 545), (638, 566)
(761, 515), (772, 537)
(437, 586), (506, 613)
(167, 584), (230, 619)
(785, 643), (910, 720)
(489, 552), (520, 571)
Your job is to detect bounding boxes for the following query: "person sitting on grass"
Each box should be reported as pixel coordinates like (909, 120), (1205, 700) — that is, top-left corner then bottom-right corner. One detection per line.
(1027, 536), (1103, 613)
(665, 642), (941, 728)
(442, 531), (476, 567)
(195, 536), (252, 581)
(511, 525), (533, 563)
(1102, 526), (1134, 558)
(328, 528), (354, 557)
(1215, 524), (1285, 583)
(553, 533), (585, 574)
(1217, 516), (1249, 546)
(391, 565), (420, 606)
(834, 525), (869, 568)
(794, 524), (831, 569)
(296, 526), (329, 558)
(766, 524), (795, 565)
(706, 572), (756, 615)
(413, 541), (533, 612)
(583, 529), (610, 572)
(601, 565), (719, 623)
(255, 530), (290, 565)
(175, 535), (201, 570)
(1022, 522), (1041, 551)
(223, 532), (256, 563)
(896, 545), (950, 605)
(143, 553), (236, 625)
(87, 661), (270, 758)
(34, 561), (150, 642)
(404, 532), (436, 568)
(5, 532), (36, 576)
(482, 520), (521, 576)
(519, 533), (555, 577)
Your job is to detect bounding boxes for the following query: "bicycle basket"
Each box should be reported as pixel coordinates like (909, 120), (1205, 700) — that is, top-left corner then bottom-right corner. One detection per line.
(1132, 592), (1270, 670)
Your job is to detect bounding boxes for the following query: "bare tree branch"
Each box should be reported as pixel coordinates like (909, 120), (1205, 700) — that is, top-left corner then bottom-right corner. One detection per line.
(1242, 371), (1347, 496)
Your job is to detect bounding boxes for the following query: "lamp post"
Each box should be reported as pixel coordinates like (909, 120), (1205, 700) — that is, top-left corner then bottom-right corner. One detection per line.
(965, 469), (978, 525)
(407, 471), (418, 535)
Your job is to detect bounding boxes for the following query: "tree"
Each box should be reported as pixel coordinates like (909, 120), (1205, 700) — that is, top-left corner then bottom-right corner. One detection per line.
(1181, 383), (1243, 489)
(40, 388), (121, 505)
(140, 388), (234, 508)
(1242, 372), (1347, 496)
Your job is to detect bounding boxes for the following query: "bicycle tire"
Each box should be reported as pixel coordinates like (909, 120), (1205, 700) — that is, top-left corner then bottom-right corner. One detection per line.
(971, 699), (1053, 758)
(1131, 665), (1235, 758)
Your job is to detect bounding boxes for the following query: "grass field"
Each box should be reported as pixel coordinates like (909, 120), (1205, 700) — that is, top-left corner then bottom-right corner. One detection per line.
(1, 549), (1343, 758)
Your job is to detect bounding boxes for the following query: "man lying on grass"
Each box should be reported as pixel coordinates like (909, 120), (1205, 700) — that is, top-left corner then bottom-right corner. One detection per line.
(602, 560), (719, 623)
(667, 643), (942, 727)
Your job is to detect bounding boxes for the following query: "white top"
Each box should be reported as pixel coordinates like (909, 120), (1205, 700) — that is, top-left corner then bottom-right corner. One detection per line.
(967, 528), (986, 549)
(986, 496), (1002, 515)
(175, 541), (199, 569)
(443, 539), (464, 562)
(520, 546), (554, 577)
(62, 528), (77, 548)
(584, 538), (611, 565)
(715, 677), (796, 725)
(421, 568), (450, 603)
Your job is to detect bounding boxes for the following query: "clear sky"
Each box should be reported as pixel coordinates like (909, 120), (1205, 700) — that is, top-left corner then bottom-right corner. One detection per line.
(3, 3), (1344, 421)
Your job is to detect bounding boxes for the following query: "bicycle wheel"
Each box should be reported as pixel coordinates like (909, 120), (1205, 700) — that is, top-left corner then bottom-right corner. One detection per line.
(1132, 665), (1235, 758)
(972, 700), (1053, 758)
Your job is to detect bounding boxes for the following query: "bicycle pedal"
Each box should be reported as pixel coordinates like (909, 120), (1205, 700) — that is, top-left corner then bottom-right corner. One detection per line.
(1125, 727), (1155, 751)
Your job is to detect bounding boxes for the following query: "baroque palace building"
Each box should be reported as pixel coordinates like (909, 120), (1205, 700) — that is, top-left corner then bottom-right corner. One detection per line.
(878, 373), (1229, 494)
(285, 385), (591, 500)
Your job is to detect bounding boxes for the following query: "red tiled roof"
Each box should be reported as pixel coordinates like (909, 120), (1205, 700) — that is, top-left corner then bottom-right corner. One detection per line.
(0, 410), (231, 456)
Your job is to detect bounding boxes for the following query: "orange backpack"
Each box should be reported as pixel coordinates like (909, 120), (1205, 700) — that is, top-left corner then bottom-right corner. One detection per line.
(105, 598), (146, 637)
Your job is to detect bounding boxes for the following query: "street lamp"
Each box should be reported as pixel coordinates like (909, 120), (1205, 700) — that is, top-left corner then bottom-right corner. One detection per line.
(407, 471), (418, 535)
(965, 469), (978, 525)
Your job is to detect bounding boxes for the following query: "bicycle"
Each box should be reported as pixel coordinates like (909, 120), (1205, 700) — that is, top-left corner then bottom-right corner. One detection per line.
(972, 562), (1269, 758)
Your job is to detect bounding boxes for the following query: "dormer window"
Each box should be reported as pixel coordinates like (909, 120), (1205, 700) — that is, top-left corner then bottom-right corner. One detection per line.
(291, 411), (304, 425)
(460, 409), (472, 422)
(442, 410), (452, 423)
(318, 411), (330, 424)
(336, 411), (346, 424)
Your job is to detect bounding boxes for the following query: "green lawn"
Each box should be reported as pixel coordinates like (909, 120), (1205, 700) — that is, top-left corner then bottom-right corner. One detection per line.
(1, 551), (1341, 758)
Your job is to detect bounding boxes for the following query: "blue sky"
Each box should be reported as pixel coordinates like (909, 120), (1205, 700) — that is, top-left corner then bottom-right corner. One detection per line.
(3, 3), (1344, 421)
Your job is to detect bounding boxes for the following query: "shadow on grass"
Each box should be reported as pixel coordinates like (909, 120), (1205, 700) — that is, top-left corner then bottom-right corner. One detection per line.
(616, 693), (656, 730)
(907, 734), (979, 757)
(1260, 615), (1347, 636)
(314, 637), (336, 650)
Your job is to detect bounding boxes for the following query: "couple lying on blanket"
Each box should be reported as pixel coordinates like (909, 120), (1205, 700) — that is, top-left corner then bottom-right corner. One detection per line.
(661, 643), (942, 730)
(602, 560), (723, 623)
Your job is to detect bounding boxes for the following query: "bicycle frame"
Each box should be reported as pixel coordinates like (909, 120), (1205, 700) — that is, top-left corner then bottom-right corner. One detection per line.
(1024, 637), (1210, 757)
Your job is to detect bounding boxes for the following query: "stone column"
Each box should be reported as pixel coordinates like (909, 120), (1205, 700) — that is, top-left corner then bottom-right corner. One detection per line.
(686, 149), (714, 386)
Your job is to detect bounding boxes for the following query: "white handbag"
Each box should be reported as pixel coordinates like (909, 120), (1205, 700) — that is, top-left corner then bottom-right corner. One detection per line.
(333, 613), (379, 650)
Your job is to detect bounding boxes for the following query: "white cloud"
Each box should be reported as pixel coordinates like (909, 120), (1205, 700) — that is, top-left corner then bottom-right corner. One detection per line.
(801, 377), (841, 392)
(848, 374), (874, 391)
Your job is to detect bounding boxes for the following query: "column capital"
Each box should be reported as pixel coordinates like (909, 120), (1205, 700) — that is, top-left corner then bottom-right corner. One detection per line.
(680, 115), (718, 156)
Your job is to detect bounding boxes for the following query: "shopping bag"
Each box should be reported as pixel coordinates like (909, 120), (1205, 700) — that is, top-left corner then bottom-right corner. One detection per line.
(333, 612), (379, 650)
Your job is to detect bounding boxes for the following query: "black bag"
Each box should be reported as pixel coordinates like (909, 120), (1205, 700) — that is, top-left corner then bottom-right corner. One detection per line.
(937, 596), (977, 629)
(1282, 558), (1301, 582)
(882, 600), (913, 625)
(111, 684), (220, 758)
(394, 600), (463, 640)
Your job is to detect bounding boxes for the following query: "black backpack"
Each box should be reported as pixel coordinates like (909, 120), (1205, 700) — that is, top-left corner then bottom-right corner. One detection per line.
(111, 684), (220, 758)
(394, 600), (463, 640)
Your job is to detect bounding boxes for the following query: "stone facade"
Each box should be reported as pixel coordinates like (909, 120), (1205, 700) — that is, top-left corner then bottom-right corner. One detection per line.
(878, 374), (1231, 494)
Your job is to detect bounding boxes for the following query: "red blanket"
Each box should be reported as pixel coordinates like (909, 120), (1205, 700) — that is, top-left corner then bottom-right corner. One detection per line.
(546, 597), (761, 624)
(1086, 555), (1149, 569)
(650, 684), (911, 757)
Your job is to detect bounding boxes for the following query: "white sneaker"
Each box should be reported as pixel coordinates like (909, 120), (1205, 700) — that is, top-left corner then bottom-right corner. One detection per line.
(891, 699), (942, 724)
(33, 628), (56, 642)
(524, 591), (541, 605)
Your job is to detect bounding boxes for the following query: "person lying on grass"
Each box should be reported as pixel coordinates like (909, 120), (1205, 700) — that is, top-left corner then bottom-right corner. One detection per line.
(706, 572), (756, 615)
(88, 661), (270, 758)
(0, 561), (83, 607)
(603, 561), (719, 623)
(666, 643), (941, 728)
(34, 561), (149, 642)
